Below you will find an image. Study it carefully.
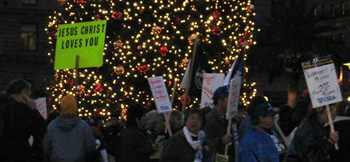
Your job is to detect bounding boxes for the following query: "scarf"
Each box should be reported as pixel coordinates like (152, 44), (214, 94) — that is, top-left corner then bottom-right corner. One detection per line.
(183, 126), (205, 162)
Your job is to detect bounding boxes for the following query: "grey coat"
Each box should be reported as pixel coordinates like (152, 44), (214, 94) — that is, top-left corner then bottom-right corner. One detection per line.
(44, 116), (96, 162)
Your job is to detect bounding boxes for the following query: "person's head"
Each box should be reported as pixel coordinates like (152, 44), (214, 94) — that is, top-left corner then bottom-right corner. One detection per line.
(336, 101), (350, 117)
(287, 89), (298, 109)
(126, 103), (146, 129)
(169, 110), (183, 132)
(307, 104), (337, 124)
(5, 79), (32, 102)
(60, 94), (78, 117)
(252, 103), (278, 129)
(247, 96), (267, 116)
(212, 86), (229, 113)
(145, 110), (165, 133)
(184, 108), (205, 135)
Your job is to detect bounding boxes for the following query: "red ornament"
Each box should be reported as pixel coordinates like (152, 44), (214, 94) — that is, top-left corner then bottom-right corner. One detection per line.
(168, 80), (172, 87)
(95, 14), (101, 20)
(159, 46), (169, 56)
(94, 83), (104, 93)
(180, 94), (191, 104)
(69, 79), (74, 87)
(146, 101), (152, 108)
(75, 0), (87, 3)
(213, 11), (221, 19)
(175, 15), (181, 24)
(139, 9), (144, 14)
(212, 26), (221, 35)
(112, 11), (122, 20)
(137, 65), (149, 74)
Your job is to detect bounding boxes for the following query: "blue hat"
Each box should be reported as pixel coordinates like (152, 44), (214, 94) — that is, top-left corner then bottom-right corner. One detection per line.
(212, 86), (229, 100)
(253, 103), (278, 117)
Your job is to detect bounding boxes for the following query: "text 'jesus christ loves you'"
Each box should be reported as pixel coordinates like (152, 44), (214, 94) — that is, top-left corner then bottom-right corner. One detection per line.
(54, 20), (107, 70)
(58, 23), (105, 49)
(303, 63), (342, 108)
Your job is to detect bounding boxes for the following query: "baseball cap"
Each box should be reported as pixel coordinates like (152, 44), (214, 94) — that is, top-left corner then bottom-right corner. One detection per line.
(212, 86), (229, 100)
(253, 103), (278, 117)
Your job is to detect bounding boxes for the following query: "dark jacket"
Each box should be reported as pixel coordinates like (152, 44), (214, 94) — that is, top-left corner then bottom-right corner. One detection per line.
(324, 116), (350, 162)
(0, 95), (46, 161)
(285, 117), (334, 162)
(160, 130), (209, 162)
(116, 127), (153, 162)
(279, 104), (297, 136)
(204, 109), (235, 162)
(44, 116), (96, 162)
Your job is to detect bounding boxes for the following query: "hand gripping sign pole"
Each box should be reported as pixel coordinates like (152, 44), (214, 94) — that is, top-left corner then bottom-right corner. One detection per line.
(302, 56), (342, 150)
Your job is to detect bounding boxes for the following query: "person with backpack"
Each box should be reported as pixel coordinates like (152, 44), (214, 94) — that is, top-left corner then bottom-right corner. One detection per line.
(0, 79), (46, 161)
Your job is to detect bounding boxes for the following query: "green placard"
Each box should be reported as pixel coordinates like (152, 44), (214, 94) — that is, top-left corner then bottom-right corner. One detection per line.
(54, 20), (106, 70)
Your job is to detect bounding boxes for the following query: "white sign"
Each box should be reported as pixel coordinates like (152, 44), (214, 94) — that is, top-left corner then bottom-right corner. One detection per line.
(200, 73), (225, 108)
(148, 76), (173, 113)
(34, 97), (47, 119)
(227, 76), (241, 119)
(303, 63), (342, 108)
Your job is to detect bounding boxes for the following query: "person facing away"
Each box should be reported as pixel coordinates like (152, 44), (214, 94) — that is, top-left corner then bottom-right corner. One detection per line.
(0, 79), (46, 162)
(116, 103), (153, 162)
(238, 103), (285, 162)
(203, 86), (235, 162)
(160, 108), (210, 162)
(323, 101), (350, 162)
(285, 105), (339, 162)
(43, 94), (96, 162)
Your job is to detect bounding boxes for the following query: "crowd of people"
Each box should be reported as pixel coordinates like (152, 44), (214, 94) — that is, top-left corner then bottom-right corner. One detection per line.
(0, 78), (349, 162)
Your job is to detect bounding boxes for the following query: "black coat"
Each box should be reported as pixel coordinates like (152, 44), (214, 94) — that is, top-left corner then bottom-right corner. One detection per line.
(204, 109), (235, 162)
(285, 117), (334, 162)
(0, 95), (46, 161)
(160, 130), (210, 162)
(116, 127), (153, 162)
(324, 116), (350, 162)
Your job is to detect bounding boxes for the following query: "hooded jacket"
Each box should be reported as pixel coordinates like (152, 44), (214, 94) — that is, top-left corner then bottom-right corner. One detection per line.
(0, 95), (46, 160)
(44, 116), (96, 162)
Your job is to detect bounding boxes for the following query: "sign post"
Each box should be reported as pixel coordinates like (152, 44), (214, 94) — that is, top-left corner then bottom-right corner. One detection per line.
(148, 76), (173, 136)
(302, 56), (342, 150)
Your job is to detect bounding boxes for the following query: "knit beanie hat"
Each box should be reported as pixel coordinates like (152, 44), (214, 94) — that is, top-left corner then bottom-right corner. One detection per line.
(60, 95), (78, 116)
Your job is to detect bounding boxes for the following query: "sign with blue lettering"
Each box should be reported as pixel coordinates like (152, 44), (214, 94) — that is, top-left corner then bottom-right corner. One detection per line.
(302, 56), (342, 108)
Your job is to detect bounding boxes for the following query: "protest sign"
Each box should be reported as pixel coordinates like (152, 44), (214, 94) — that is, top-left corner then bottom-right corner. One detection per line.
(200, 73), (224, 108)
(226, 76), (241, 119)
(55, 20), (106, 69)
(302, 56), (342, 150)
(302, 57), (342, 108)
(148, 76), (172, 113)
(34, 97), (47, 119)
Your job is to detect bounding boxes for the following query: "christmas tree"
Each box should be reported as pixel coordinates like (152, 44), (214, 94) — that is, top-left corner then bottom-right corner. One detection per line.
(46, 0), (257, 120)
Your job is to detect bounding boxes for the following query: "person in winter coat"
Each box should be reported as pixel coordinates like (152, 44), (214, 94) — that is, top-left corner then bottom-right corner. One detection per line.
(43, 95), (96, 162)
(238, 103), (285, 162)
(324, 101), (350, 162)
(0, 79), (46, 162)
(285, 105), (339, 162)
(203, 86), (234, 162)
(116, 103), (153, 162)
(160, 108), (210, 162)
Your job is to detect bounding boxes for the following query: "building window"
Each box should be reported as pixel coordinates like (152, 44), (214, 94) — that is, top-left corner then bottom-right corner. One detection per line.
(21, 0), (37, 5)
(341, 2), (346, 15)
(20, 24), (37, 51)
(331, 4), (335, 17)
(314, 8), (318, 16)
